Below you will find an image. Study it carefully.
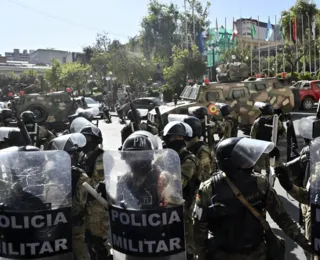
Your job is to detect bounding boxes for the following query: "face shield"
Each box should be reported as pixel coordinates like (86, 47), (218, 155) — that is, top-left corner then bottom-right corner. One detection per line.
(298, 117), (315, 140)
(50, 133), (86, 152)
(231, 138), (274, 169)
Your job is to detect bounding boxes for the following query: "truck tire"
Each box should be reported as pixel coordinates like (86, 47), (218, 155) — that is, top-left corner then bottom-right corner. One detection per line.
(26, 105), (48, 124)
(302, 96), (314, 110)
(290, 86), (301, 111)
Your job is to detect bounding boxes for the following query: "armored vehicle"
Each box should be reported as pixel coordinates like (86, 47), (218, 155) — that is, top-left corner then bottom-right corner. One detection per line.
(148, 76), (301, 134)
(16, 91), (77, 132)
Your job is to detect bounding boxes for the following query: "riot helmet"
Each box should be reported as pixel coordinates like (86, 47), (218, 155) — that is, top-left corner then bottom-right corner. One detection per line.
(163, 121), (191, 152)
(259, 103), (274, 116)
(216, 103), (231, 117)
(49, 133), (86, 165)
(192, 106), (208, 120)
(1, 108), (13, 122)
(183, 116), (202, 139)
(122, 131), (156, 174)
(127, 109), (141, 123)
(20, 110), (35, 125)
(215, 137), (274, 175)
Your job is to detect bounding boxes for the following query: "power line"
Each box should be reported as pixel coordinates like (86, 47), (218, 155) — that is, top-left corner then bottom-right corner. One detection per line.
(6, 0), (131, 39)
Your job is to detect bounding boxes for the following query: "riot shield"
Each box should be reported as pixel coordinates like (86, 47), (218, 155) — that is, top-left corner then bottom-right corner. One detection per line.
(104, 149), (186, 260)
(49, 133), (86, 151)
(69, 117), (94, 133)
(0, 150), (72, 260)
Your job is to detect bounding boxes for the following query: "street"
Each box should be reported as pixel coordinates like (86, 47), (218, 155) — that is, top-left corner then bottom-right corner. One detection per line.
(99, 111), (316, 260)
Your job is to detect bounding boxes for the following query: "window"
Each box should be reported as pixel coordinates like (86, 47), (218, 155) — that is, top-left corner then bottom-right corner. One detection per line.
(302, 82), (311, 89)
(85, 98), (97, 104)
(206, 91), (220, 101)
(232, 89), (246, 99)
(293, 81), (302, 88)
(314, 82), (320, 88)
(255, 84), (266, 90)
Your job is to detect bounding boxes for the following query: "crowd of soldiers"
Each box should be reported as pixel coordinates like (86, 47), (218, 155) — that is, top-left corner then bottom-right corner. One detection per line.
(0, 98), (317, 260)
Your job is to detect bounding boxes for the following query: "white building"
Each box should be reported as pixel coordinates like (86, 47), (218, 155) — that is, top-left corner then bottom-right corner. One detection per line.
(235, 18), (282, 42)
(0, 61), (50, 76)
(30, 49), (86, 65)
(5, 49), (30, 62)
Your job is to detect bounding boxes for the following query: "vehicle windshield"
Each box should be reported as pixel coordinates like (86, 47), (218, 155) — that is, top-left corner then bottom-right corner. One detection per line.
(85, 98), (97, 104)
(180, 85), (200, 101)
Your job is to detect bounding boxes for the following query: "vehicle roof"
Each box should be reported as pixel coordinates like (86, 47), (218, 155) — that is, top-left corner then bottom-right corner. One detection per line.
(136, 97), (160, 101)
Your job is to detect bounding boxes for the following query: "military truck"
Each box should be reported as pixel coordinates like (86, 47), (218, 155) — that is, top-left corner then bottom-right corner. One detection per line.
(16, 91), (77, 132)
(148, 76), (301, 134)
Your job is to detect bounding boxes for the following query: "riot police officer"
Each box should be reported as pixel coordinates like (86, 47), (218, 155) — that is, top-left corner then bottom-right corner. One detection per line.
(20, 110), (55, 146)
(183, 116), (215, 181)
(193, 137), (313, 260)
(163, 121), (199, 260)
(50, 133), (91, 260)
(0, 108), (14, 126)
(216, 103), (238, 140)
(192, 106), (208, 140)
(120, 109), (158, 145)
(70, 117), (111, 259)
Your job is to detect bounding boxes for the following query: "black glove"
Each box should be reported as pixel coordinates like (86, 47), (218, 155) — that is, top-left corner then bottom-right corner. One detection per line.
(96, 181), (107, 200)
(269, 147), (280, 161)
(275, 166), (293, 191)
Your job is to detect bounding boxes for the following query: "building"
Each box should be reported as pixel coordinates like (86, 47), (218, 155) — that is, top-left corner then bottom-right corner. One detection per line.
(5, 49), (31, 62)
(0, 61), (50, 76)
(30, 49), (85, 65)
(235, 18), (283, 52)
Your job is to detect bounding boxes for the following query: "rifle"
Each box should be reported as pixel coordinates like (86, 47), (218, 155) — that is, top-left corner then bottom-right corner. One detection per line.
(125, 86), (140, 131)
(286, 113), (299, 162)
(10, 101), (32, 145)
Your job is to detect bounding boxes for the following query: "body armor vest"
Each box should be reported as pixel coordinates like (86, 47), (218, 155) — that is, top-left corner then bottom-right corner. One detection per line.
(71, 166), (86, 226)
(117, 165), (161, 209)
(256, 117), (273, 141)
(226, 116), (238, 137)
(207, 171), (265, 253)
(82, 148), (104, 178)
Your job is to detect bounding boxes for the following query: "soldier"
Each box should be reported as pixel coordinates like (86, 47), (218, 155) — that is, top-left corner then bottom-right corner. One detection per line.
(250, 103), (284, 174)
(163, 121), (199, 260)
(183, 116), (215, 181)
(49, 133), (91, 260)
(192, 106), (208, 140)
(20, 110), (55, 145)
(70, 117), (111, 259)
(120, 109), (158, 145)
(193, 137), (313, 260)
(216, 103), (238, 140)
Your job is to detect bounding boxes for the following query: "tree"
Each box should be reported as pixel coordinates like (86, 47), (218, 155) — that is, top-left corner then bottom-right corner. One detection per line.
(83, 46), (94, 64)
(140, 0), (180, 62)
(280, 0), (319, 42)
(163, 45), (206, 98)
(44, 59), (62, 90)
(59, 62), (91, 93)
(20, 70), (38, 85)
(219, 40), (251, 64)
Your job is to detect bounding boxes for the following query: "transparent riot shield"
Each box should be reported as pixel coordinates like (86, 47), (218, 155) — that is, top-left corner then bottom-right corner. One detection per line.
(104, 149), (185, 260)
(0, 150), (72, 260)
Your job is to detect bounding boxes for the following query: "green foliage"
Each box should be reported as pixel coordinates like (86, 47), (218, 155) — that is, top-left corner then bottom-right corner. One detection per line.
(59, 62), (90, 92)
(219, 40), (251, 65)
(163, 45), (206, 97)
(45, 59), (62, 90)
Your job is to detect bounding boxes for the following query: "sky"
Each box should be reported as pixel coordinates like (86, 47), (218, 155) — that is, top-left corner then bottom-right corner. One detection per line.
(0, 0), (314, 55)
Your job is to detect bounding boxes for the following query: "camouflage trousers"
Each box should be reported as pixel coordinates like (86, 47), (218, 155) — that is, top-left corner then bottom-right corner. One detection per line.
(209, 242), (267, 260)
(85, 199), (111, 255)
(304, 206), (319, 260)
(184, 206), (195, 257)
(73, 225), (90, 260)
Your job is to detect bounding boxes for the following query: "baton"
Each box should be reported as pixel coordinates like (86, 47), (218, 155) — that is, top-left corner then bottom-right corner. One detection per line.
(82, 182), (109, 209)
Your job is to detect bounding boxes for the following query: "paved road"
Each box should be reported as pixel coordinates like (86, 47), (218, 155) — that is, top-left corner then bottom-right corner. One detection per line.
(99, 111), (316, 260)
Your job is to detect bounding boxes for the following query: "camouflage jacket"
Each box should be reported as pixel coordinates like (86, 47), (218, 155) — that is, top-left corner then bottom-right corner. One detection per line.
(193, 171), (310, 260)
(250, 115), (284, 140)
(186, 137), (215, 182)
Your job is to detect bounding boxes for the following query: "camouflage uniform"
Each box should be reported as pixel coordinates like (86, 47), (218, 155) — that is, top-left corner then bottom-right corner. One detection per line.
(186, 137), (215, 182)
(194, 172), (310, 260)
(84, 153), (111, 256)
(38, 125), (55, 142)
(179, 148), (199, 259)
(121, 122), (158, 144)
(220, 112), (238, 140)
(72, 168), (91, 260)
